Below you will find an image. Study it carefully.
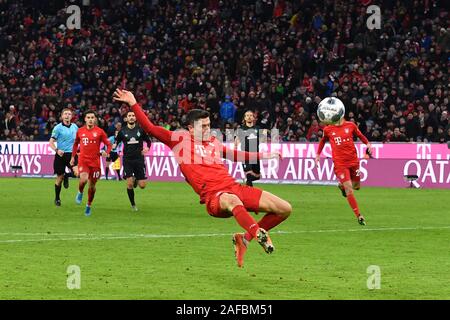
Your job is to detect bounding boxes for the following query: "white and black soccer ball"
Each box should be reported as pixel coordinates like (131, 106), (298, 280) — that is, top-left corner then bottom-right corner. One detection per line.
(317, 97), (345, 125)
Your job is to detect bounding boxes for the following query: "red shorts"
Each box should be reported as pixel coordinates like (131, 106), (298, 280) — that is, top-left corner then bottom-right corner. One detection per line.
(78, 161), (101, 180)
(334, 165), (361, 184)
(205, 184), (263, 218)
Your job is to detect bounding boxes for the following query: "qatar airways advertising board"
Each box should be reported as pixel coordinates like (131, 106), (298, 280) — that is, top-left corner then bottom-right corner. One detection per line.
(0, 141), (449, 189)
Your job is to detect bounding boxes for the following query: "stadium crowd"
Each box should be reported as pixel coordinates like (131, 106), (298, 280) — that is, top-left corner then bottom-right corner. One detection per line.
(0, 0), (448, 143)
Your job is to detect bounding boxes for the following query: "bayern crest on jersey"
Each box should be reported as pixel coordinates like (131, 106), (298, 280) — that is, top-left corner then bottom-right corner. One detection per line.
(93, 132), (97, 137)
(345, 128), (349, 134)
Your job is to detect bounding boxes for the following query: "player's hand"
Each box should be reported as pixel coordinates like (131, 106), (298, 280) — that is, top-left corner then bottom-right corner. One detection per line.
(142, 147), (149, 155)
(70, 157), (75, 166)
(113, 88), (137, 106)
(101, 151), (109, 158)
(314, 155), (320, 168)
(366, 143), (372, 156)
(364, 150), (373, 159)
(57, 149), (64, 157)
(263, 152), (282, 160)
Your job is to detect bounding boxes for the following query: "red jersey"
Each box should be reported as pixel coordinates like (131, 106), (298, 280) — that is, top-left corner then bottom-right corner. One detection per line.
(72, 126), (111, 166)
(317, 121), (369, 167)
(131, 103), (262, 203)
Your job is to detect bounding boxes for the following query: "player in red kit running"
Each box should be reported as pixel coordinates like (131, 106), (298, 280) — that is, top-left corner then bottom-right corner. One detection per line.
(113, 89), (292, 268)
(315, 117), (372, 225)
(70, 111), (112, 216)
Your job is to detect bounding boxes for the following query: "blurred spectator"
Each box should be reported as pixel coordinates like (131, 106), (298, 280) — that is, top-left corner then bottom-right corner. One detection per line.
(0, 0), (447, 144)
(405, 113), (421, 141)
(424, 126), (437, 142)
(306, 119), (322, 142)
(390, 127), (408, 142)
(220, 95), (236, 126)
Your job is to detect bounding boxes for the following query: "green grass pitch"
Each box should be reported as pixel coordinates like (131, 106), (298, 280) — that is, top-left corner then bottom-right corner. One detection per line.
(0, 178), (449, 299)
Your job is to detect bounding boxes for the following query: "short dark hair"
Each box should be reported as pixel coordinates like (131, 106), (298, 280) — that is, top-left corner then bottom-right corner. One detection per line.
(125, 110), (135, 117)
(83, 110), (98, 119)
(186, 109), (210, 126)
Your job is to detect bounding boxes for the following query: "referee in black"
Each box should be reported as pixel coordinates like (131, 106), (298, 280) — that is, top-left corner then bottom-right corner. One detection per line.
(235, 110), (262, 186)
(114, 111), (152, 211)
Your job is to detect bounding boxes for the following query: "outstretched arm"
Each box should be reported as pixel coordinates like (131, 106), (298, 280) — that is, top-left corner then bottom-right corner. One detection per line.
(70, 132), (80, 166)
(221, 144), (281, 162)
(101, 131), (112, 156)
(316, 136), (327, 156)
(113, 89), (174, 147)
(353, 123), (372, 156)
(114, 130), (123, 149)
(142, 130), (152, 155)
(142, 131), (152, 148)
(315, 131), (328, 167)
(222, 144), (262, 162)
(49, 126), (65, 157)
(354, 123), (369, 145)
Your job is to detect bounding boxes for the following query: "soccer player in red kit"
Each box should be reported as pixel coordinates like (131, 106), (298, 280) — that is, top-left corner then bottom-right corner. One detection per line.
(113, 89), (292, 268)
(70, 111), (112, 216)
(315, 117), (372, 225)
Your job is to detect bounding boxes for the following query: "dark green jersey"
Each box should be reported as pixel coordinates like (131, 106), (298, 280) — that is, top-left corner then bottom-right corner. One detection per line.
(237, 124), (260, 153)
(115, 125), (151, 160)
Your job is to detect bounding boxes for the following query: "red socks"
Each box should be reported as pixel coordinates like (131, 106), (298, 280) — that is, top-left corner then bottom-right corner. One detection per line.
(257, 212), (286, 232)
(87, 187), (96, 206)
(244, 212), (286, 242)
(232, 206), (259, 239)
(346, 193), (360, 217)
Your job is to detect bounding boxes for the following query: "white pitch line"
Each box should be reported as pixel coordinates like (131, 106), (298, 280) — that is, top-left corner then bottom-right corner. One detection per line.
(275, 225), (450, 234)
(0, 232), (98, 236)
(0, 233), (232, 244)
(0, 226), (449, 244)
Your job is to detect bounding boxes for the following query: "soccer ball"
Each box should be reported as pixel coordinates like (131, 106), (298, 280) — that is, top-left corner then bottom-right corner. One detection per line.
(317, 97), (345, 125)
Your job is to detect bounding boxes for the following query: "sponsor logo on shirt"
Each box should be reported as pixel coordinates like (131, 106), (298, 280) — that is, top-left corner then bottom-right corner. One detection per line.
(334, 137), (342, 145)
(127, 137), (139, 144)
